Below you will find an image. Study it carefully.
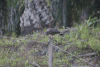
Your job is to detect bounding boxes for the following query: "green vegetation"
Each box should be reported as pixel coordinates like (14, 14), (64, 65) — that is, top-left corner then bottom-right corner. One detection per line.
(0, 18), (100, 66)
(0, 0), (100, 66)
(45, 0), (51, 6)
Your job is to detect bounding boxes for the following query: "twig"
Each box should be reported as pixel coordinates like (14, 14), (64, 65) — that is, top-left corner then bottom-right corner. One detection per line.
(28, 61), (41, 67)
(78, 52), (97, 57)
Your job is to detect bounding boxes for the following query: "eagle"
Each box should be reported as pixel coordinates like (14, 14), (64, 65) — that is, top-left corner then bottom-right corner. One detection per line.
(46, 28), (63, 36)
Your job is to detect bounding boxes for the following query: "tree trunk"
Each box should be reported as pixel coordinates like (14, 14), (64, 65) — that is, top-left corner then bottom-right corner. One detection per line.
(20, 0), (54, 35)
(50, 0), (72, 28)
(0, 0), (7, 31)
(0, 0), (7, 36)
(25, 0), (28, 9)
(63, 0), (68, 27)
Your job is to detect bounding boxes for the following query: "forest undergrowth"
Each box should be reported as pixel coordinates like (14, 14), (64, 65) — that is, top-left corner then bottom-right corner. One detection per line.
(0, 20), (100, 67)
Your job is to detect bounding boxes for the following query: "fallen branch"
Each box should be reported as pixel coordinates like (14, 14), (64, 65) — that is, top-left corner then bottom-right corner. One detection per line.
(28, 61), (41, 67)
(78, 52), (97, 57)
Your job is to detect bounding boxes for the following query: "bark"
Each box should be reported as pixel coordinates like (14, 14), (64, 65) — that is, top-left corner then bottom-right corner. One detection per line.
(20, 0), (54, 35)
(63, 0), (68, 27)
(0, 0), (7, 30)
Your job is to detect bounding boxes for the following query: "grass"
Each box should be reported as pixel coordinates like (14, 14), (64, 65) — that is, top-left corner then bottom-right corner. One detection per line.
(0, 21), (100, 66)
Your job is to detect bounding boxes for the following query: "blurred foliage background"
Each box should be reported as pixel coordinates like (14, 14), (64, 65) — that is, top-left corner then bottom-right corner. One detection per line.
(0, 0), (100, 36)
